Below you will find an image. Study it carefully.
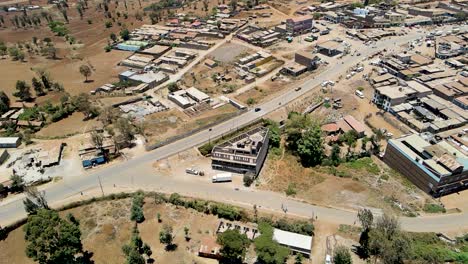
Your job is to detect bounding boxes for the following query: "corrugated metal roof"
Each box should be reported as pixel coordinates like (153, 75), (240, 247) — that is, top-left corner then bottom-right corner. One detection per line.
(273, 229), (312, 251)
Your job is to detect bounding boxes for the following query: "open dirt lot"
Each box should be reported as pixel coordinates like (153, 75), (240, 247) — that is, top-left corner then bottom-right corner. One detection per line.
(210, 42), (251, 63)
(35, 112), (103, 138)
(143, 104), (239, 145)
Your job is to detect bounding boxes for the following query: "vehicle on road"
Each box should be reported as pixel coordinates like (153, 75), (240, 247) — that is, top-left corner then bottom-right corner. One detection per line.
(186, 168), (204, 176)
(212, 173), (232, 183)
(355, 90), (364, 98)
(295, 87), (302, 91)
(254, 107), (261, 112)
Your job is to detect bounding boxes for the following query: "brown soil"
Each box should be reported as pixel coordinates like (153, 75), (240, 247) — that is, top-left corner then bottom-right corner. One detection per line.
(0, 198), (223, 264)
(144, 104), (238, 145)
(35, 112), (103, 138)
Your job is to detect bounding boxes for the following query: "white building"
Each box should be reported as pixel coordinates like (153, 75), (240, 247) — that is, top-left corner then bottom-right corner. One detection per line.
(273, 228), (313, 257)
(0, 137), (21, 148)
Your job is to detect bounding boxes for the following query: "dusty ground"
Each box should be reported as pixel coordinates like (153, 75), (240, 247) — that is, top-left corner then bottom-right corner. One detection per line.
(259, 147), (432, 216)
(143, 104), (239, 145)
(35, 112), (103, 138)
(0, 198), (223, 264)
(0, 195), (320, 264)
(0, 0), (145, 98)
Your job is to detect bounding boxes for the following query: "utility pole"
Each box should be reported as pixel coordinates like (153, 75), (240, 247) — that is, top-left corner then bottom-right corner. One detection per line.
(98, 175), (104, 196)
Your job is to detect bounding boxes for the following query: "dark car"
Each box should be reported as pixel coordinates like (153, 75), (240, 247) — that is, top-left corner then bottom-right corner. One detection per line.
(254, 108), (261, 112)
(295, 87), (302, 91)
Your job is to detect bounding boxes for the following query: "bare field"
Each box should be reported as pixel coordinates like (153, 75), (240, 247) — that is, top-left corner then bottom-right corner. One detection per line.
(144, 104), (239, 145)
(0, 0), (152, 97)
(35, 112), (103, 138)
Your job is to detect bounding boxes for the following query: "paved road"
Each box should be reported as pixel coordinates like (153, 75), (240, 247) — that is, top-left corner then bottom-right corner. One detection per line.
(2, 30), (467, 233)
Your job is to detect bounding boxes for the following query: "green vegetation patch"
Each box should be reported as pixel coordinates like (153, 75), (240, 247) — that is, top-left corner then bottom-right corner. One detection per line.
(344, 157), (381, 175)
(423, 203), (446, 214)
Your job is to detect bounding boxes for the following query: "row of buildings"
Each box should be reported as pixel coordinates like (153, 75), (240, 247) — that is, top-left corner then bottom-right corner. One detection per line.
(370, 30), (468, 196)
(322, 1), (466, 29)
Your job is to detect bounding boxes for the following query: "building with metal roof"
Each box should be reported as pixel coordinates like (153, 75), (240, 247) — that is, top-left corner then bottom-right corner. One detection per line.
(384, 133), (468, 196)
(273, 228), (313, 257)
(0, 137), (21, 148)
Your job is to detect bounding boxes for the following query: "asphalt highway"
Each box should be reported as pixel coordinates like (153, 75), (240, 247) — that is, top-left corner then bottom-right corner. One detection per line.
(2, 30), (467, 233)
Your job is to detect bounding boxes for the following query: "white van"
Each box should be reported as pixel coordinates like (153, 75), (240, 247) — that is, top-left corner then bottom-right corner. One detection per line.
(355, 90), (364, 98)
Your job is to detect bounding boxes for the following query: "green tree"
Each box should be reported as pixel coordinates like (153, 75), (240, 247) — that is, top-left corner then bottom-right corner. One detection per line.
(23, 209), (83, 264)
(0, 41), (7, 57)
(184, 226), (190, 241)
(110, 32), (117, 42)
(8, 47), (25, 61)
(32, 77), (45, 96)
(266, 120), (280, 148)
(167, 82), (179, 92)
(357, 209), (373, 258)
(254, 222), (289, 264)
(334, 245), (352, 264)
(115, 117), (136, 141)
(159, 224), (174, 250)
(130, 192), (145, 223)
(340, 130), (358, 149)
(79, 64), (92, 82)
(246, 97), (255, 105)
(330, 144), (341, 166)
(0, 91), (10, 114)
(23, 186), (49, 215)
(297, 122), (324, 167)
(243, 172), (254, 187)
(217, 229), (250, 263)
(13, 80), (32, 101)
(122, 227), (149, 264)
(120, 28), (130, 40)
(10, 174), (24, 192)
(368, 214), (410, 264)
(285, 112), (311, 151)
(72, 93), (98, 118)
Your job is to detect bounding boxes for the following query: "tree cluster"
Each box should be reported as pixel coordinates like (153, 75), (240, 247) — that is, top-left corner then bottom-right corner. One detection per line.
(285, 112), (324, 167)
(130, 192), (145, 223)
(357, 210), (411, 264)
(122, 227), (152, 264)
(254, 222), (289, 264)
(217, 229), (250, 263)
(23, 209), (88, 264)
(159, 224), (176, 250)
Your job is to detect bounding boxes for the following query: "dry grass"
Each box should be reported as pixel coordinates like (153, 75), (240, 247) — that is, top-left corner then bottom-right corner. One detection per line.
(0, 198), (222, 264)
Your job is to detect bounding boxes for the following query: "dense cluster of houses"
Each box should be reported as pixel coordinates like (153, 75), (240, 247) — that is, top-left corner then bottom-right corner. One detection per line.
(366, 28), (468, 197)
(320, 0), (466, 28)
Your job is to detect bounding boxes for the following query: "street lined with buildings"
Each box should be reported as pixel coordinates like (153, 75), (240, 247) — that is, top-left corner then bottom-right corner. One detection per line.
(3, 30), (468, 234)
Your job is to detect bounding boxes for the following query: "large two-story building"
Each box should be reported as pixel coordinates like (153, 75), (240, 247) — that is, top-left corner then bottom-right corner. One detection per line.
(384, 133), (468, 197)
(211, 127), (269, 175)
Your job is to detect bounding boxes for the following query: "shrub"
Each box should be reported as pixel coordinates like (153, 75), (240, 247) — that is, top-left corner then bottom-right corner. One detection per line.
(243, 173), (254, 187)
(423, 203), (446, 214)
(198, 143), (214, 156)
(285, 183), (296, 196)
(210, 203), (240, 221)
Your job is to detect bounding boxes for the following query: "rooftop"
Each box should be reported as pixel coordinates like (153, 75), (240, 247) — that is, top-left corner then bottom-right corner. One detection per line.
(212, 127), (268, 165)
(389, 133), (468, 181)
(0, 137), (19, 145)
(273, 229), (313, 253)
